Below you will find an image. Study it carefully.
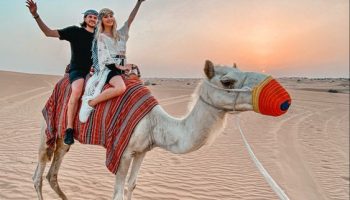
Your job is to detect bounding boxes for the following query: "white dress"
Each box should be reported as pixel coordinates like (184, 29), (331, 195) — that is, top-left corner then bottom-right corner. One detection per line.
(83, 21), (130, 99)
(97, 21), (129, 68)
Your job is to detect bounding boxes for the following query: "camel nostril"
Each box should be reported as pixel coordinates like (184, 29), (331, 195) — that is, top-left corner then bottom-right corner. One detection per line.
(280, 100), (290, 111)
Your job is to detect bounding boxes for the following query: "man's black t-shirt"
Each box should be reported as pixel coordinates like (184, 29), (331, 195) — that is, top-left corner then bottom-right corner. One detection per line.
(58, 26), (94, 73)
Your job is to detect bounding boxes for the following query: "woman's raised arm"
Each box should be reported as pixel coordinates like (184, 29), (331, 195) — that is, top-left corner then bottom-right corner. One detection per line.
(127, 0), (146, 28)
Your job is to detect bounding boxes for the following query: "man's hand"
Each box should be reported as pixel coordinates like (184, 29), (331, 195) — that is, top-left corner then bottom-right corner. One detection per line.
(26, 0), (38, 16)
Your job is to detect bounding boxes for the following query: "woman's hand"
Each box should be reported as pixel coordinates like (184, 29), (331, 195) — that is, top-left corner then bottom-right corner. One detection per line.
(115, 64), (132, 72)
(26, 0), (38, 16)
(116, 64), (141, 77)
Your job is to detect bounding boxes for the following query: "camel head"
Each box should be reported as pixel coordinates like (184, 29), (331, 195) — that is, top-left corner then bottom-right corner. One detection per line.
(201, 60), (291, 116)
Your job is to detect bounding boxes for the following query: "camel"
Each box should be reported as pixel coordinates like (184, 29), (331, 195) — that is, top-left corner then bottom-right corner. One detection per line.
(32, 60), (291, 200)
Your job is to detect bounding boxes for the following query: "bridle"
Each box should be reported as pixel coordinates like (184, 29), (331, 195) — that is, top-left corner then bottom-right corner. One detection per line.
(199, 77), (253, 112)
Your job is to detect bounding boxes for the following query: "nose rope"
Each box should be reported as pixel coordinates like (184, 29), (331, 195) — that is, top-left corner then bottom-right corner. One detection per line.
(235, 116), (290, 200)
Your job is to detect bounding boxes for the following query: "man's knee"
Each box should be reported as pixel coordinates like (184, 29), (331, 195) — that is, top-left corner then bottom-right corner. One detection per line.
(71, 79), (84, 96)
(70, 88), (83, 102)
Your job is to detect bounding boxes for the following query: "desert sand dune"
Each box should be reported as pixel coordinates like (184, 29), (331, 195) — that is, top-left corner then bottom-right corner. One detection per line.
(0, 71), (348, 200)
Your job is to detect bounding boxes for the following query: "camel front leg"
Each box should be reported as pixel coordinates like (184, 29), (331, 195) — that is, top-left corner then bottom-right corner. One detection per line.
(126, 152), (146, 200)
(33, 121), (53, 200)
(33, 147), (52, 200)
(46, 137), (70, 200)
(33, 162), (45, 200)
(113, 153), (132, 200)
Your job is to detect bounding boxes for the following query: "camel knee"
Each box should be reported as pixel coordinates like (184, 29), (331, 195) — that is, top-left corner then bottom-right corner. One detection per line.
(33, 165), (43, 184)
(47, 173), (58, 187)
(39, 147), (53, 162)
(128, 182), (136, 192)
(33, 176), (43, 189)
(33, 147), (50, 183)
(46, 172), (56, 182)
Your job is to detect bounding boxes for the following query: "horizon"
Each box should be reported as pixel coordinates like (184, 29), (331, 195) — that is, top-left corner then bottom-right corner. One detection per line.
(0, 0), (349, 78)
(1, 69), (349, 79)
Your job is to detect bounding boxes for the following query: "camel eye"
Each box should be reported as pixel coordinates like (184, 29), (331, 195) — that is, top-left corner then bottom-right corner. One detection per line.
(221, 79), (236, 89)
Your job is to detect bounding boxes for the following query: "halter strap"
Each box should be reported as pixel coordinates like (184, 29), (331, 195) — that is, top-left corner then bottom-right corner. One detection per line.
(203, 79), (252, 93)
(199, 95), (234, 112)
(199, 76), (252, 112)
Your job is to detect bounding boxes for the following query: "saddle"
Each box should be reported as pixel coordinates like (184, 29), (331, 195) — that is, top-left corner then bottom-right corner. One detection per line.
(42, 72), (157, 173)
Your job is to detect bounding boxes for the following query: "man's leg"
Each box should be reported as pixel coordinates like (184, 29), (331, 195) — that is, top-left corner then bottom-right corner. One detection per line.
(64, 78), (84, 145)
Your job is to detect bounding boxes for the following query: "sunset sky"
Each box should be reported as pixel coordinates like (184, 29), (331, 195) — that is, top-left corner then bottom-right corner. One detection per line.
(0, 0), (348, 78)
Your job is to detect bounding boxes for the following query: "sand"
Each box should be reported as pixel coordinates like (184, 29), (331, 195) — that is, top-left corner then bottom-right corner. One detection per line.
(0, 70), (348, 200)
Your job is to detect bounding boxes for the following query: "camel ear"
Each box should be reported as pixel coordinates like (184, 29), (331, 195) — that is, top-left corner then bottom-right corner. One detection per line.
(204, 60), (215, 79)
(233, 63), (237, 68)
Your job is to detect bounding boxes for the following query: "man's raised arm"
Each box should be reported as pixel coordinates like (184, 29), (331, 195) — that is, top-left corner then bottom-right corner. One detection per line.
(26, 0), (59, 38)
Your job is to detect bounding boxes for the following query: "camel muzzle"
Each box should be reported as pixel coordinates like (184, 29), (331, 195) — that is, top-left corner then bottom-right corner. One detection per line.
(252, 76), (291, 116)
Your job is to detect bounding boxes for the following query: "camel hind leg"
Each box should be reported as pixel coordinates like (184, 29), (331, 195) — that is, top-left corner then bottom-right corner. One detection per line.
(46, 137), (70, 200)
(33, 121), (54, 200)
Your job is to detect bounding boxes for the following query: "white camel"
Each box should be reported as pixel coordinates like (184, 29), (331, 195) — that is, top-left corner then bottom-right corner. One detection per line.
(32, 60), (291, 200)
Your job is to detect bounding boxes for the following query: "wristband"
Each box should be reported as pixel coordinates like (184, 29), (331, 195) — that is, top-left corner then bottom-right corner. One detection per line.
(33, 15), (40, 19)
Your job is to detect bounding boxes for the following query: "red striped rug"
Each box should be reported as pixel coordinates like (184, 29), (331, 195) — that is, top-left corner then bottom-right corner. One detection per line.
(42, 74), (158, 174)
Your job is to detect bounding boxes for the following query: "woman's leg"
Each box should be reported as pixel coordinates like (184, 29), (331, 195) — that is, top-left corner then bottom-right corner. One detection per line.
(89, 75), (126, 107)
(65, 78), (84, 144)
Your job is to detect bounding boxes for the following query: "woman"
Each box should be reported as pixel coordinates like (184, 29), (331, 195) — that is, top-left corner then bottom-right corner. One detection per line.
(79, 0), (145, 122)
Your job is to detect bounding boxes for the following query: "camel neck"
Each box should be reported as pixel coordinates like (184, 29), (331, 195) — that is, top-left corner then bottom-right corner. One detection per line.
(151, 96), (227, 154)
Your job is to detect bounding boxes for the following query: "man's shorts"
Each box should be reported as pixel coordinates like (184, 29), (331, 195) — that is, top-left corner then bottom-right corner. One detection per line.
(69, 70), (89, 84)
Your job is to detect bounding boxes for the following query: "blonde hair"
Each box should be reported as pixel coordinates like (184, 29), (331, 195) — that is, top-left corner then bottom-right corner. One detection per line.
(95, 8), (119, 41)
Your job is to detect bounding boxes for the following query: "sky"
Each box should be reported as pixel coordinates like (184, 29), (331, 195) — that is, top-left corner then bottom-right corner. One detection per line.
(0, 0), (348, 78)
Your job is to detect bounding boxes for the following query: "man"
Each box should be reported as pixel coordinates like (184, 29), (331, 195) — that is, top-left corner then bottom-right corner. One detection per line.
(26, 0), (98, 145)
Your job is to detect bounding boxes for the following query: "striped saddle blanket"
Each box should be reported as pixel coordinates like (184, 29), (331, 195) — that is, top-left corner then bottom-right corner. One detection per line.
(42, 74), (158, 174)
